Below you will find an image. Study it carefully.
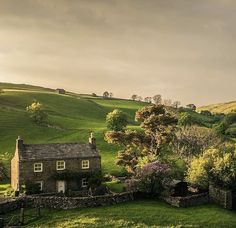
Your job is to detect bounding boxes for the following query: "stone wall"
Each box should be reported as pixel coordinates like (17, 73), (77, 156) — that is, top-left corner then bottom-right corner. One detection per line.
(0, 197), (25, 214)
(163, 193), (209, 208)
(209, 185), (233, 210)
(26, 192), (134, 209)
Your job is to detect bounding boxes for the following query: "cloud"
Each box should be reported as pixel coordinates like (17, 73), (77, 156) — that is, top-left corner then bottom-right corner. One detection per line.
(0, 0), (235, 105)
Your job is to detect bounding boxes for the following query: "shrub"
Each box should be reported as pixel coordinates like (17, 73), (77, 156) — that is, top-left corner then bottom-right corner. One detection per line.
(125, 161), (171, 195)
(225, 127), (236, 137)
(200, 110), (212, 116)
(106, 109), (128, 131)
(25, 181), (41, 195)
(26, 101), (48, 124)
(178, 113), (195, 126)
(172, 126), (222, 160)
(187, 144), (236, 190)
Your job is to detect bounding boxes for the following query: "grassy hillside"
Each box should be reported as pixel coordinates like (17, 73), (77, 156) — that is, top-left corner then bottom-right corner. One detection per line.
(0, 82), (54, 92)
(0, 87), (145, 176)
(198, 101), (236, 114)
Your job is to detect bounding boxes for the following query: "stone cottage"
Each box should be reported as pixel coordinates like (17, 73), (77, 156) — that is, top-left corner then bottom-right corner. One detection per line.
(11, 134), (101, 193)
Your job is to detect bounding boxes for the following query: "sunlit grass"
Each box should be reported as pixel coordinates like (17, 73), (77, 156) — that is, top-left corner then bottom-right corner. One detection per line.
(3, 200), (236, 228)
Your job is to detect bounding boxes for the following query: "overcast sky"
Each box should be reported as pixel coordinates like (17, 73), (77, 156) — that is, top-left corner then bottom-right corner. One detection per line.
(0, 0), (235, 106)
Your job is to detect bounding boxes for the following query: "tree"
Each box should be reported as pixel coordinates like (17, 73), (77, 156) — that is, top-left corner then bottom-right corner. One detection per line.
(186, 104), (197, 111)
(172, 101), (181, 109)
(103, 91), (109, 99)
(144, 97), (152, 103)
(105, 105), (178, 173)
(187, 143), (236, 190)
(163, 99), (172, 106)
(106, 109), (128, 131)
(91, 93), (97, 97)
(172, 126), (222, 161)
(109, 92), (113, 98)
(153, 95), (162, 105)
(137, 96), (143, 102)
(131, 94), (138, 101)
(135, 105), (178, 154)
(26, 101), (48, 124)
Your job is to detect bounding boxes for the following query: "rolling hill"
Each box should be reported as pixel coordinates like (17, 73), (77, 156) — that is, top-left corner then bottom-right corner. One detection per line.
(0, 83), (145, 176)
(198, 101), (236, 114)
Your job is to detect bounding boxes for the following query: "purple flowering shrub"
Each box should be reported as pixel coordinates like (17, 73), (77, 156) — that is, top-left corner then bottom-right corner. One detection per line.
(125, 161), (171, 195)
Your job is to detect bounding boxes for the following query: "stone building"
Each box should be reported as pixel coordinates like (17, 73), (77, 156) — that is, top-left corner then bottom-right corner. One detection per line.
(11, 134), (101, 193)
(56, 88), (66, 94)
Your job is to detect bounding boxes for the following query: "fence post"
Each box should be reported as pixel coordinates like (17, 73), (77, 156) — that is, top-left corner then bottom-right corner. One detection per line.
(20, 207), (25, 225)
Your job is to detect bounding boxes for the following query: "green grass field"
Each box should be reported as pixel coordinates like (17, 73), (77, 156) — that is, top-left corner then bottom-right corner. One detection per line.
(0, 85), (145, 176)
(3, 200), (236, 227)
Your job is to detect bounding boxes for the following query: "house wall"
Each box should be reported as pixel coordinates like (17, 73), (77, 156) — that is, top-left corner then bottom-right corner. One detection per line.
(11, 154), (19, 191)
(19, 157), (101, 193)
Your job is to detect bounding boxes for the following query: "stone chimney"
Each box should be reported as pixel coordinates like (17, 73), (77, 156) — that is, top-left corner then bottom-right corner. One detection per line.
(16, 136), (24, 152)
(89, 132), (96, 149)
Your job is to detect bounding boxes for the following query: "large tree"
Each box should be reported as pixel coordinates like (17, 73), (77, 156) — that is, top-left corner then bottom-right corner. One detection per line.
(105, 105), (178, 173)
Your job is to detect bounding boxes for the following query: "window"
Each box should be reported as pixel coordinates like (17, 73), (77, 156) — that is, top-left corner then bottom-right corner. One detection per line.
(35, 181), (43, 191)
(34, 163), (43, 172)
(81, 178), (88, 188)
(82, 160), (89, 169)
(56, 161), (65, 170)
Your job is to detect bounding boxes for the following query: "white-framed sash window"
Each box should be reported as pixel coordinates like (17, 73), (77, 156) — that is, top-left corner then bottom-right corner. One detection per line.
(82, 160), (89, 169)
(56, 160), (65, 170)
(34, 163), (43, 172)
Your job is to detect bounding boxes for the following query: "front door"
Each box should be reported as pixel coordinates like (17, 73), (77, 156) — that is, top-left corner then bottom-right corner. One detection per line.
(57, 181), (66, 193)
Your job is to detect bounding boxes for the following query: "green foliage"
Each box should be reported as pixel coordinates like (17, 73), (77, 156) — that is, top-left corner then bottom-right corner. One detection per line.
(51, 171), (103, 188)
(106, 109), (128, 131)
(214, 112), (236, 135)
(106, 105), (177, 173)
(26, 101), (48, 124)
(200, 110), (212, 116)
(135, 105), (178, 154)
(187, 144), (236, 190)
(178, 112), (195, 126)
(0, 160), (8, 180)
(24, 180), (41, 195)
(172, 126), (222, 160)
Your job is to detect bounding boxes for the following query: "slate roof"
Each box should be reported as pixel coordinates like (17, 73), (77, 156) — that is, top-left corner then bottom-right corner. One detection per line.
(19, 143), (100, 161)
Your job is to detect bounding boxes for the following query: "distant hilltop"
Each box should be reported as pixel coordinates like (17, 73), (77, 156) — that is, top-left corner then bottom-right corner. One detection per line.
(198, 101), (236, 114)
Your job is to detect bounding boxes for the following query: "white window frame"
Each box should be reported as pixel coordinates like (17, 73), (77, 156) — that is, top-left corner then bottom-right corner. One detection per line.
(35, 181), (43, 191)
(34, 163), (43, 172)
(82, 160), (90, 169)
(56, 160), (65, 170)
(81, 178), (88, 188)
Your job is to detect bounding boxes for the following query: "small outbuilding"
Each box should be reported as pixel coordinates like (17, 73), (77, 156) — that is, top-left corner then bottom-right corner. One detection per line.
(56, 88), (66, 94)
